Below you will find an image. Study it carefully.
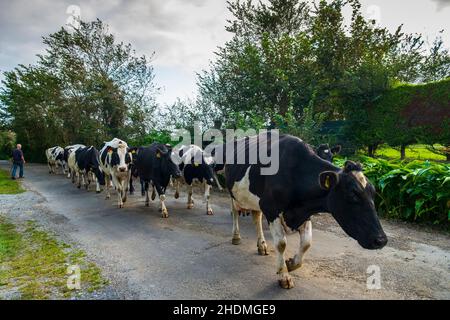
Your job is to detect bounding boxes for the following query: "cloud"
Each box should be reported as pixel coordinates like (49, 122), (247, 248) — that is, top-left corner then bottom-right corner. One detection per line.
(0, 0), (233, 104)
(432, 0), (450, 10)
(0, 0), (232, 73)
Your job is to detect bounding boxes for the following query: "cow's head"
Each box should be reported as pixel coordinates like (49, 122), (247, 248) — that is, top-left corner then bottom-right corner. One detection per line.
(107, 141), (132, 173)
(316, 144), (341, 162)
(190, 153), (216, 185)
(319, 161), (387, 250)
(157, 145), (182, 179)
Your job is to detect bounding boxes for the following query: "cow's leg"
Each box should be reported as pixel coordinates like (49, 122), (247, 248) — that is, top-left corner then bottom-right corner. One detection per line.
(47, 162), (52, 174)
(112, 175), (124, 208)
(67, 168), (71, 179)
(151, 185), (156, 201)
(286, 220), (312, 272)
(140, 178), (145, 197)
(122, 178), (128, 203)
(104, 174), (111, 199)
(174, 179), (180, 199)
(187, 184), (194, 209)
(160, 194), (168, 218)
(95, 175), (101, 194)
(77, 172), (83, 189)
(85, 172), (90, 190)
(269, 217), (294, 289)
(252, 211), (268, 255)
(231, 199), (241, 245)
(205, 182), (213, 215)
(129, 174), (134, 195)
(144, 182), (150, 206)
(154, 184), (168, 218)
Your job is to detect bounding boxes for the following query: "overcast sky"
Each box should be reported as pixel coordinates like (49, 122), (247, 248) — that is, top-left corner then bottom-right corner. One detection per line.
(0, 0), (449, 106)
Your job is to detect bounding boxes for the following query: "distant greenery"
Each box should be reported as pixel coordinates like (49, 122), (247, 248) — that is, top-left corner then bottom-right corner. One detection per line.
(0, 168), (24, 194)
(0, 131), (15, 160)
(0, 217), (107, 299)
(365, 79), (450, 159)
(374, 144), (447, 161)
(191, 0), (449, 152)
(334, 157), (450, 228)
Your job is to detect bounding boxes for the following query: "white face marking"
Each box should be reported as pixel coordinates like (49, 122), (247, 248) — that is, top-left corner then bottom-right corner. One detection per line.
(231, 166), (261, 211)
(324, 150), (330, 154)
(352, 171), (368, 188)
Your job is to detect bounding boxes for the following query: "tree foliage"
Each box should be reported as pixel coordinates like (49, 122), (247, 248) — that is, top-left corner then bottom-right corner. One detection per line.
(0, 20), (158, 161)
(194, 0), (449, 149)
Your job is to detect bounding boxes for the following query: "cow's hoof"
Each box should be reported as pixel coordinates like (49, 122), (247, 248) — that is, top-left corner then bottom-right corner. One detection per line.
(257, 242), (268, 256)
(118, 204), (123, 208)
(122, 196), (127, 203)
(77, 185), (81, 189)
(105, 195), (110, 200)
(232, 237), (241, 245)
(174, 192), (179, 199)
(151, 193), (156, 201)
(206, 209), (214, 215)
(145, 202), (150, 207)
(278, 275), (294, 289)
(286, 258), (301, 272)
(187, 203), (194, 209)
(96, 191), (101, 194)
(141, 191), (145, 197)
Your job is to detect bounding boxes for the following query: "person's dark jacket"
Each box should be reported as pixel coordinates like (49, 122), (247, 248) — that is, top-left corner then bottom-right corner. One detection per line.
(12, 149), (24, 164)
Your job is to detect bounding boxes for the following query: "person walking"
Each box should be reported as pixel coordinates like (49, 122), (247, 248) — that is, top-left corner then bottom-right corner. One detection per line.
(11, 144), (25, 180)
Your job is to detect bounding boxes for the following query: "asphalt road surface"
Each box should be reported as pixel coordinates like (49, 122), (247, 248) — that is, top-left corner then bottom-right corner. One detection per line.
(1, 161), (449, 299)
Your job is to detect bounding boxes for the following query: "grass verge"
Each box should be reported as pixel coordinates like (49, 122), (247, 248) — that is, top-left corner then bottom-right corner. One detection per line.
(0, 168), (25, 194)
(0, 216), (107, 299)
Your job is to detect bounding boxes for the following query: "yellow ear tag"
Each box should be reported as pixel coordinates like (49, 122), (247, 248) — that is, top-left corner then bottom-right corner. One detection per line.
(108, 150), (113, 154)
(131, 150), (136, 154)
(194, 163), (199, 167)
(325, 176), (330, 189)
(156, 152), (161, 158)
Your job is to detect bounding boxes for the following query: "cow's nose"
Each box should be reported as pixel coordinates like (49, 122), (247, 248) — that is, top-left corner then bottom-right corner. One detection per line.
(372, 235), (388, 249)
(119, 167), (127, 172)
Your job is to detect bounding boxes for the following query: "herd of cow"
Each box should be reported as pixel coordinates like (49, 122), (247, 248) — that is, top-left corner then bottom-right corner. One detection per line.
(45, 134), (388, 289)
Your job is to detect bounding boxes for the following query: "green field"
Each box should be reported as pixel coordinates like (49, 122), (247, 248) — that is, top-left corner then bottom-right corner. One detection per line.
(0, 168), (25, 194)
(374, 144), (447, 161)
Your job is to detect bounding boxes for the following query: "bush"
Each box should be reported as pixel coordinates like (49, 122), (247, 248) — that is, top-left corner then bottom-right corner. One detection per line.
(0, 131), (16, 160)
(334, 157), (450, 227)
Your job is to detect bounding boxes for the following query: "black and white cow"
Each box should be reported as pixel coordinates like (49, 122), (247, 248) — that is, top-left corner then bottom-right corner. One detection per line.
(134, 143), (181, 218)
(314, 144), (341, 162)
(213, 133), (387, 289)
(68, 146), (105, 192)
(64, 144), (85, 179)
(45, 146), (66, 174)
(173, 145), (221, 215)
(99, 138), (133, 208)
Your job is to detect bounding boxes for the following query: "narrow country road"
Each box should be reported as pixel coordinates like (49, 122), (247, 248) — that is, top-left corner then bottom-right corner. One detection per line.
(1, 161), (449, 299)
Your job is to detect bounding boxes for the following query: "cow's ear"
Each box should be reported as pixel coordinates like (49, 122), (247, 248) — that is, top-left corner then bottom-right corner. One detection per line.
(331, 145), (342, 155)
(344, 160), (362, 173)
(319, 171), (339, 190)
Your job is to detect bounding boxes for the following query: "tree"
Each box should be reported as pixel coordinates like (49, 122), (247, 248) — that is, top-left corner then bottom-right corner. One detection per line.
(197, 0), (449, 149)
(0, 19), (158, 161)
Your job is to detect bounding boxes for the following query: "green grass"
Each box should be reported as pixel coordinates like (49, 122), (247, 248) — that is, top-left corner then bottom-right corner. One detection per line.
(372, 144), (447, 161)
(0, 168), (25, 194)
(0, 217), (108, 299)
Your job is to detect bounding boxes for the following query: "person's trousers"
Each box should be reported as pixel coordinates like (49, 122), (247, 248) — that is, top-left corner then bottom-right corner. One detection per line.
(11, 162), (23, 178)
